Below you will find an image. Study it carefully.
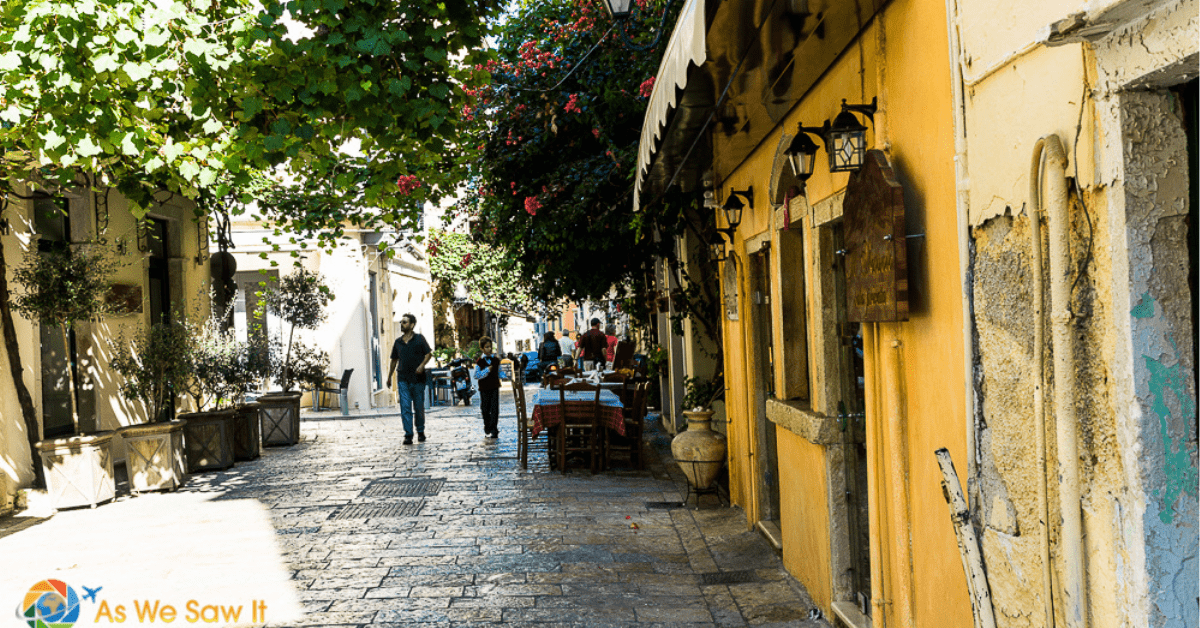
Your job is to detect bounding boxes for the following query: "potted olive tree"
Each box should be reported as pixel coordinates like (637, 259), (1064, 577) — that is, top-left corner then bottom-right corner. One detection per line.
(229, 334), (270, 461)
(12, 243), (119, 509)
(259, 268), (329, 446)
(178, 315), (241, 472)
(110, 322), (192, 493)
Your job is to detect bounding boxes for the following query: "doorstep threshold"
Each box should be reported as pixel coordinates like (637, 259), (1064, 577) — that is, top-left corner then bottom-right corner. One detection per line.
(831, 601), (870, 628)
(755, 519), (782, 552)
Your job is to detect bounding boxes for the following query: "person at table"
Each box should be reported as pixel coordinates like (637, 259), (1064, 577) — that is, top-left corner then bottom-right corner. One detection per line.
(579, 318), (608, 371)
(385, 313), (432, 445)
(475, 337), (503, 439)
(604, 324), (619, 367)
(539, 331), (562, 368)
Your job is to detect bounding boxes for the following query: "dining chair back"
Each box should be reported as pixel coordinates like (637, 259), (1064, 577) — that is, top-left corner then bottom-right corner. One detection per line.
(511, 369), (539, 469)
(555, 381), (603, 474)
(606, 380), (648, 469)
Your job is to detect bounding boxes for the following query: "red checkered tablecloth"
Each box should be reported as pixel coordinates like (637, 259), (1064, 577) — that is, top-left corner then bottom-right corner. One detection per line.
(530, 389), (625, 438)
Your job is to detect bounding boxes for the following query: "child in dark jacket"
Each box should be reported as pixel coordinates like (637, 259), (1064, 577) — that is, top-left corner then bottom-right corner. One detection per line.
(475, 337), (502, 438)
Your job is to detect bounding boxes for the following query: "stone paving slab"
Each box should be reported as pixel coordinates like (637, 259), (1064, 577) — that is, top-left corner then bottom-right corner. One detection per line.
(0, 386), (829, 627)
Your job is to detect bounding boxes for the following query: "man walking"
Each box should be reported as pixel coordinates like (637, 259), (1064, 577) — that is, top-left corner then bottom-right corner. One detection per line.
(386, 313), (432, 445)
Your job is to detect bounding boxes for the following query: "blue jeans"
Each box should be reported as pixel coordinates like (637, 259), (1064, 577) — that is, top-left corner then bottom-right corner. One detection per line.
(396, 380), (426, 437)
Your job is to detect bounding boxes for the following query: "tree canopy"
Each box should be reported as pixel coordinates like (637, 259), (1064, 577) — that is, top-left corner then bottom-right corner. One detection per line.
(460, 0), (688, 303)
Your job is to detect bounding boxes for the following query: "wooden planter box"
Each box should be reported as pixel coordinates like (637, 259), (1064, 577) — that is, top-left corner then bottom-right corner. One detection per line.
(258, 392), (302, 446)
(180, 409), (236, 472)
(232, 403), (262, 461)
(36, 431), (116, 510)
(118, 419), (187, 493)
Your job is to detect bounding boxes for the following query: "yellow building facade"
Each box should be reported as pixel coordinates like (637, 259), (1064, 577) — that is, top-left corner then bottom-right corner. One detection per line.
(638, 0), (1197, 626)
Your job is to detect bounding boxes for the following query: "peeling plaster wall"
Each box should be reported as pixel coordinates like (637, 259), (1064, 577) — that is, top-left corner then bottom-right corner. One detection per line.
(961, 0), (1197, 625)
(1118, 89), (1198, 628)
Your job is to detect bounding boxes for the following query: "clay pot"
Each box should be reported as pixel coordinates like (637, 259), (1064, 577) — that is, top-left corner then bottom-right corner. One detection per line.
(670, 410), (727, 490)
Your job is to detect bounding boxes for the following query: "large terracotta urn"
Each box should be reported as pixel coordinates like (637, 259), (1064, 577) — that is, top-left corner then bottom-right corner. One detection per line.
(35, 431), (117, 510)
(258, 391), (302, 446)
(118, 419), (187, 493)
(670, 410), (727, 491)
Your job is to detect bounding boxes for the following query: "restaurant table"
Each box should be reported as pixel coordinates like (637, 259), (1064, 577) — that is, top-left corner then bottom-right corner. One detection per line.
(530, 389), (625, 438)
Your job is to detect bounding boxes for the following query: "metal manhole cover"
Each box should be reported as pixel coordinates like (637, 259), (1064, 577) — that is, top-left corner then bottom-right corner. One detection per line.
(697, 570), (759, 585)
(645, 501), (684, 509)
(362, 478), (445, 497)
(330, 501), (424, 519)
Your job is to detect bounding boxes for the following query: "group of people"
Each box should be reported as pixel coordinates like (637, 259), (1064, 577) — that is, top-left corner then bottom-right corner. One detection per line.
(537, 318), (619, 373)
(386, 314), (619, 442)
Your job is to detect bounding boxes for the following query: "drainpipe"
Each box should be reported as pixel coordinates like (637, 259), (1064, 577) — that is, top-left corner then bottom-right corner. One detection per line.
(865, 323), (889, 628)
(883, 335), (914, 628)
(1031, 134), (1086, 628)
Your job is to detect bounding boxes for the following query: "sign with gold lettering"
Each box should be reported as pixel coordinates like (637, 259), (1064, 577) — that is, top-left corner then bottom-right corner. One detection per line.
(843, 150), (908, 322)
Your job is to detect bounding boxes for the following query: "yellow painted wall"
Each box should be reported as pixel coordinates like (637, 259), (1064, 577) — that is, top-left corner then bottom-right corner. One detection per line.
(713, 0), (972, 624)
(777, 429), (832, 610)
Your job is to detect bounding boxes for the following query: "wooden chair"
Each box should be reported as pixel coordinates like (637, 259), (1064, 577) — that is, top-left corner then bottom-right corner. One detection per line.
(554, 381), (603, 474)
(315, 369), (353, 415)
(611, 340), (636, 370)
(606, 380), (648, 469)
(511, 369), (544, 469)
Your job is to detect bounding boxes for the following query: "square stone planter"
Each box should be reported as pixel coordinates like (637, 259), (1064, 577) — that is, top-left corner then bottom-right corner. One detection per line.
(35, 431), (116, 510)
(118, 419), (187, 493)
(258, 392), (302, 446)
(232, 402), (262, 461)
(180, 409), (236, 472)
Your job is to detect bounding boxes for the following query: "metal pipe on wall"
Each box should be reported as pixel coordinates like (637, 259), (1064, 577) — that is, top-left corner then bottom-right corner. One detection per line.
(1040, 134), (1087, 628)
(884, 335), (914, 628)
(1029, 137), (1056, 628)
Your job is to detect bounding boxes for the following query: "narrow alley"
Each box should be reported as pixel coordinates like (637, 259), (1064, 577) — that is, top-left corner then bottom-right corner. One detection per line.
(1, 385), (822, 627)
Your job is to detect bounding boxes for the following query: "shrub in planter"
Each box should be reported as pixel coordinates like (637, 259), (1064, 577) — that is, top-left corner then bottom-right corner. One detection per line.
(13, 243), (119, 508)
(671, 376), (727, 493)
(178, 316), (240, 472)
(110, 323), (192, 493)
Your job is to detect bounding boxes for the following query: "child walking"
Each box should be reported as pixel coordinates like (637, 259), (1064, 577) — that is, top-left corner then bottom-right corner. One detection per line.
(475, 337), (502, 438)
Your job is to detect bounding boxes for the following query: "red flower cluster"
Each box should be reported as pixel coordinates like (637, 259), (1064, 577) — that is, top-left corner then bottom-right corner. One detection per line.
(524, 196), (542, 216)
(396, 175), (422, 195)
(638, 76), (656, 98)
(592, 128), (601, 139)
(564, 93), (581, 114)
(460, 253), (473, 267)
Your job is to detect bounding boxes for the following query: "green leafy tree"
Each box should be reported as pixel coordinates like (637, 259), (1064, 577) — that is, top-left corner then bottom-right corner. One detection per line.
(427, 228), (533, 313)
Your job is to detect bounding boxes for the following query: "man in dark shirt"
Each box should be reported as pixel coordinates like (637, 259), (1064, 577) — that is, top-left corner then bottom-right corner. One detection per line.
(386, 313), (432, 444)
(579, 318), (608, 371)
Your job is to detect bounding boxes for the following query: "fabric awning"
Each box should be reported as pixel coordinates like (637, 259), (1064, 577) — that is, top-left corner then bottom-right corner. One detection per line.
(633, 0), (706, 212)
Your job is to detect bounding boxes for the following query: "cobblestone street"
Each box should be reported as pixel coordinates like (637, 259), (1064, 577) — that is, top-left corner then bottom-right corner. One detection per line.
(2, 385), (823, 627)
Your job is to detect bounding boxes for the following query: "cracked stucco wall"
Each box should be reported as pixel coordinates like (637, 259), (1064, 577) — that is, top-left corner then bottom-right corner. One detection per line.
(1117, 89), (1198, 628)
(960, 1), (1197, 626)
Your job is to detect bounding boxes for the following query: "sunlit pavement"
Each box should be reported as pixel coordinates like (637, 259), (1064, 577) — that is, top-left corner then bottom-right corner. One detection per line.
(2, 385), (825, 627)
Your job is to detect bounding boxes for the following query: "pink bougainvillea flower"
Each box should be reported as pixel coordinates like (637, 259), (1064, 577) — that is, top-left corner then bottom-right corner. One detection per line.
(592, 128), (601, 139)
(638, 76), (656, 98)
(525, 196), (542, 216)
(396, 175), (422, 196)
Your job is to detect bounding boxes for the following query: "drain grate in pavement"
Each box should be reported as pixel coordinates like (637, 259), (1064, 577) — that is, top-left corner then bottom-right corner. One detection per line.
(645, 501), (685, 509)
(362, 478), (445, 497)
(469, 456), (518, 462)
(330, 501), (424, 519)
(697, 570), (760, 585)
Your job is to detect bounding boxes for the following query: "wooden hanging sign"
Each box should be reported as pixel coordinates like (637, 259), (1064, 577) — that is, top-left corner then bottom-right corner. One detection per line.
(843, 150), (908, 322)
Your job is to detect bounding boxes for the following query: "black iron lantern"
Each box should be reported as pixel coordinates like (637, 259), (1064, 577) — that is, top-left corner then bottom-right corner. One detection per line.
(600, 0), (634, 19)
(827, 98), (876, 173)
(785, 125), (823, 179)
(722, 187), (752, 230)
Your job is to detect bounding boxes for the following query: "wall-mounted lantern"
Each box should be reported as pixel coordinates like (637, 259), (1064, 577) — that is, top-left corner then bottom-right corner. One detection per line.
(785, 124), (823, 180)
(599, 0), (634, 18)
(722, 187), (752, 231)
(828, 97), (877, 173)
(707, 230), (727, 263)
